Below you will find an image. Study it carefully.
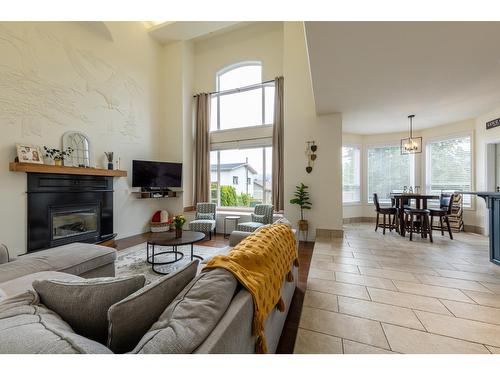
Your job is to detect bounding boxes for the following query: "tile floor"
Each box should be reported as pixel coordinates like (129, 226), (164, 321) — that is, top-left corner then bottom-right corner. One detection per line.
(294, 223), (500, 354)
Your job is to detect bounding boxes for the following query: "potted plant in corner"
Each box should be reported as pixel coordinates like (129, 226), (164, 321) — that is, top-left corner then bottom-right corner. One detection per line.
(43, 146), (73, 167)
(290, 183), (312, 232)
(173, 214), (186, 238)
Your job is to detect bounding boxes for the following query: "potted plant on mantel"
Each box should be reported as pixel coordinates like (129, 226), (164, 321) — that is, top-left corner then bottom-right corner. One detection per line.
(290, 183), (312, 232)
(43, 146), (73, 167)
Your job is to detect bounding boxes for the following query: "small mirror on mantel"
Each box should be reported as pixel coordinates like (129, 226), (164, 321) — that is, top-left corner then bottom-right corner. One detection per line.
(62, 131), (92, 167)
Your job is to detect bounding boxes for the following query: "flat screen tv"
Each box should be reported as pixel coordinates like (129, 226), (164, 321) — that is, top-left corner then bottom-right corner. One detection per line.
(132, 160), (182, 189)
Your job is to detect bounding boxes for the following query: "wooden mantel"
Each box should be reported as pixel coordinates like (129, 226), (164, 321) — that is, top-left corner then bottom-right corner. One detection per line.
(9, 162), (127, 177)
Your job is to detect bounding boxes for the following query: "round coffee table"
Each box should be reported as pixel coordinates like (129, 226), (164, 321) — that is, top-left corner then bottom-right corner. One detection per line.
(146, 231), (206, 275)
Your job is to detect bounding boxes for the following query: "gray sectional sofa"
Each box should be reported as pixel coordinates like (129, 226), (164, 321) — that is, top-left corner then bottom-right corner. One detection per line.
(0, 232), (297, 354)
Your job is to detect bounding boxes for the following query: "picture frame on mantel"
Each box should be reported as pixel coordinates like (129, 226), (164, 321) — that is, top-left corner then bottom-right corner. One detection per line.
(16, 144), (44, 164)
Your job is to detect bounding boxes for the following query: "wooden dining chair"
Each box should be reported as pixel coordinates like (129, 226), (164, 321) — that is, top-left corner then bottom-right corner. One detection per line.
(429, 193), (454, 240)
(373, 193), (397, 234)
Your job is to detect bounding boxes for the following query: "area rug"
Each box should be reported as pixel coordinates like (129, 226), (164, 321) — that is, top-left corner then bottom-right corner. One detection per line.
(116, 242), (230, 283)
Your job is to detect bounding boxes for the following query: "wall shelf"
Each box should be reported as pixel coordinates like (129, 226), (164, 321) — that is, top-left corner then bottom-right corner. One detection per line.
(9, 162), (127, 177)
(132, 190), (181, 199)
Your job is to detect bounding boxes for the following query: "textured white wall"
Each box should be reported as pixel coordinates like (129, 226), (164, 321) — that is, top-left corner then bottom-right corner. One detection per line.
(0, 22), (179, 256)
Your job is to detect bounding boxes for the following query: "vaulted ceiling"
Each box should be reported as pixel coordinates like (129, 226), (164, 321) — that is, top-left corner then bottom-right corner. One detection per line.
(305, 22), (500, 134)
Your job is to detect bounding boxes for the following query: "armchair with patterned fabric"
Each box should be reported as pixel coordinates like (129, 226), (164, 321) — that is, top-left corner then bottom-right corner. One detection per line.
(236, 204), (274, 233)
(188, 203), (217, 240)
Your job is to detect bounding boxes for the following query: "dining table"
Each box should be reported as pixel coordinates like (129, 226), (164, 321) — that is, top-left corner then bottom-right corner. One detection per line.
(391, 193), (440, 237)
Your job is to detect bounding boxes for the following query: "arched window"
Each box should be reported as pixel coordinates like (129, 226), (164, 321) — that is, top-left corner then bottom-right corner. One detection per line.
(210, 61), (274, 131)
(209, 61), (274, 208)
(216, 61), (262, 91)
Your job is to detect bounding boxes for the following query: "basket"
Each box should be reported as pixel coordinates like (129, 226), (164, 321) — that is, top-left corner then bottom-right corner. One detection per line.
(150, 221), (170, 233)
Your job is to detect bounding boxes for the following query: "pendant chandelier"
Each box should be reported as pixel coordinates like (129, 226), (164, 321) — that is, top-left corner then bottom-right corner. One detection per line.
(401, 114), (422, 154)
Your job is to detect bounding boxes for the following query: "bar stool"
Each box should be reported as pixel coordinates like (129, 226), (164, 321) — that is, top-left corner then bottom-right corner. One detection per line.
(404, 208), (433, 242)
(429, 193), (454, 240)
(373, 193), (397, 234)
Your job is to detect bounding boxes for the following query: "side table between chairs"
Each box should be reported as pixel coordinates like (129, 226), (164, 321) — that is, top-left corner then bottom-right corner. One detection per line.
(224, 216), (240, 239)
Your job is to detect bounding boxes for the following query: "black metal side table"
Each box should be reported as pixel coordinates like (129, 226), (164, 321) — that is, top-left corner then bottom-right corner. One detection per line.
(223, 215), (240, 239)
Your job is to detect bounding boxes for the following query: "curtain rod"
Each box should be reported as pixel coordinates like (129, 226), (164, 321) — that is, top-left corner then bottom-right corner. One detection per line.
(193, 79), (275, 98)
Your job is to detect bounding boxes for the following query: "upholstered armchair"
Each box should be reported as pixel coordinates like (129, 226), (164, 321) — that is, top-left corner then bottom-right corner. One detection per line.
(188, 203), (217, 240)
(237, 204), (274, 232)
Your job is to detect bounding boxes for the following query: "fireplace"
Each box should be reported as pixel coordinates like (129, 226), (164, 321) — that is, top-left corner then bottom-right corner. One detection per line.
(27, 173), (114, 252)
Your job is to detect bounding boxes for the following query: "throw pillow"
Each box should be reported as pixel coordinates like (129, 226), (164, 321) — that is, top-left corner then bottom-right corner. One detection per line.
(197, 213), (214, 220)
(107, 260), (198, 354)
(253, 214), (266, 223)
(33, 275), (145, 345)
(0, 291), (112, 354)
(131, 268), (237, 354)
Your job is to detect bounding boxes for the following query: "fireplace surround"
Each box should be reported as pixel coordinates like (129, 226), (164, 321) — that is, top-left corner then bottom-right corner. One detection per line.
(27, 173), (115, 252)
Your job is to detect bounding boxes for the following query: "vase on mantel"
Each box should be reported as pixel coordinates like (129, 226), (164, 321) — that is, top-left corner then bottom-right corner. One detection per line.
(54, 159), (63, 167)
(175, 227), (183, 238)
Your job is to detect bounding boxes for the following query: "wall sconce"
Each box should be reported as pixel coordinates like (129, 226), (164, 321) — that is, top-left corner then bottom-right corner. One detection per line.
(305, 141), (318, 173)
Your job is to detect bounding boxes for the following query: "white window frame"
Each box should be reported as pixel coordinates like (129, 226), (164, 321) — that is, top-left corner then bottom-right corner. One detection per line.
(366, 142), (416, 204)
(423, 131), (474, 210)
(342, 144), (362, 205)
(210, 61), (274, 209)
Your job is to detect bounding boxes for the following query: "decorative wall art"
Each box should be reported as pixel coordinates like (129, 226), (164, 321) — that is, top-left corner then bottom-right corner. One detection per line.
(305, 141), (318, 173)
(62, 131), (92, 167)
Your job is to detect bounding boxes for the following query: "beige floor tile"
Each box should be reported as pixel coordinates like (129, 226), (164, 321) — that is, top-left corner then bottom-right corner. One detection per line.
(314, 248), (354, 257)
(450, 263), (500, 275)
(343, 339), (395, 354)
(293, 328), (343, 354)
(416, 274), (492, 293)
(334, 256), (381, 268)
(358, 266), (420, 282)
(440, 300), (500, 325)
(393, 280), (474, 302)
(308, 268), (335, 281)
(307, 278), (370, 300)
(481, 282), (500, 294)
(335, 272), (397, 291)
(382, 323), (490, 354)
(299, 306), (390, 349)
(338, 296), (424, 330)
(367, 287), (452, 315)
(310, 261), (360, 274)
(487, 345), (500, 354)
(311, 254), (334, 262)
(436, 269), (500, 284)
(462, 290), (500, 308)
(379, 262), (441, 276)
(415, 310), (500, 347)
(303, 290), (338, 312)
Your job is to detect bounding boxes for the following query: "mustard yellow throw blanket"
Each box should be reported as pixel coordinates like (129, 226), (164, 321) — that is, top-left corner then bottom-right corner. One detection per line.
(203, 224), (299, 353)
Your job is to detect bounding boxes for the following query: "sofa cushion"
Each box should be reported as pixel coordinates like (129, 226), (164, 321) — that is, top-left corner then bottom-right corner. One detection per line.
(0, 244), (9, 265)
(0, 242), (117, 283)
(107, 260), (198, 354)
(131, 268), (237, 354)
(0, 291), (112, 354)
(0, 271), (84, 300)
(33, 275), (145, 344)
(0, 288), (5, 301)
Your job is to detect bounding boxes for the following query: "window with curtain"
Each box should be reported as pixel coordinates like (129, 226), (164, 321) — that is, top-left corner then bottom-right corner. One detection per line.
(342, 146), (361, 203)
(209, 62), (274, 207)
(367, 144), (414, 203)
(426, 135), (472, 207)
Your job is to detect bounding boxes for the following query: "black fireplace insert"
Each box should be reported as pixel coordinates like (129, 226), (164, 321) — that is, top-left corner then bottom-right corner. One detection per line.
(27, 173), (114, 252)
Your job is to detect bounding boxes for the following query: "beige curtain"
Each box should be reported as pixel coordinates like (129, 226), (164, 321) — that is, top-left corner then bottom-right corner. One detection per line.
(272, 76), (284, 212)
(194, 93), (211, 205)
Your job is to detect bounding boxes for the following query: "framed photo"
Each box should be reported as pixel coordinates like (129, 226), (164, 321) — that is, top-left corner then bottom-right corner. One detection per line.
(16, 144), (44, 164)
